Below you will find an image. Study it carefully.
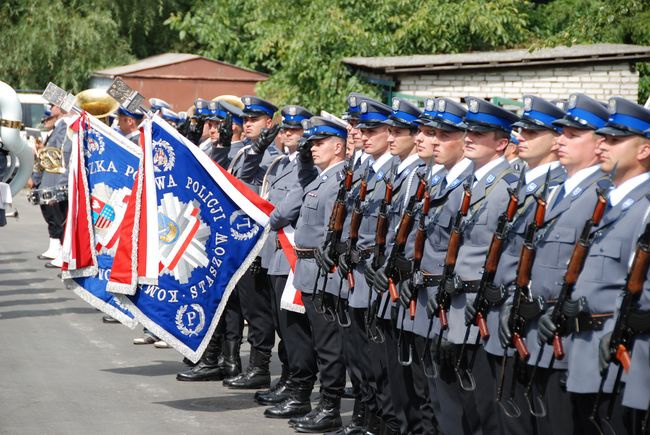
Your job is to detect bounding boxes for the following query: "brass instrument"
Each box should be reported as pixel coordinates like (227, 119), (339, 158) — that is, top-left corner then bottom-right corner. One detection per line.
(75, 88), (119, 120)
(211, 95), (244, 109)
(34, 146), (65, 174)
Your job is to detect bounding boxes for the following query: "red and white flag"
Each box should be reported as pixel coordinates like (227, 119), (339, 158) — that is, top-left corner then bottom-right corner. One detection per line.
(278, 226), (304, 314)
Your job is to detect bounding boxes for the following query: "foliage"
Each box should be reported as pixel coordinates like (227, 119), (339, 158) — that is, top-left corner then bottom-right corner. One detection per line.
(0, 0), (188, 92)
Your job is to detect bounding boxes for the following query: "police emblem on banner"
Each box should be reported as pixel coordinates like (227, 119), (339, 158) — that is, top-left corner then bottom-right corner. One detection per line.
(152, 139), (175, 172)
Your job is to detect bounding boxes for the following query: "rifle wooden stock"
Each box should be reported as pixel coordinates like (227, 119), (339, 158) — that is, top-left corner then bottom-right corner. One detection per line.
(349, 211), (363, 240)
(553, 333), (565, 360)
(564, 243), (588, 285)
(439, 306), (449, 329)
(628, 249), (650, 295)
(515, 246), (535, 288)
(476, 312), (489, 339)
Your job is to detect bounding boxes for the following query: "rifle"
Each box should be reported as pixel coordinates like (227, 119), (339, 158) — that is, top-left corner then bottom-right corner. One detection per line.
(332, 164), (370, 327)
(496, 170), (550, 418)
(365, 162), (396, 343)
(455, 168), (525, 391)
(421, 170), (474, 376)
(313, 155), (354, 318)
(590, 218), (650, 433)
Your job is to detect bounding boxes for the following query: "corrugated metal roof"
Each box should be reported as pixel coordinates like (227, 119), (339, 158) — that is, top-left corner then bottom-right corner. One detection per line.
(343, 44), (650, 74)
(94, 52), (267, 78)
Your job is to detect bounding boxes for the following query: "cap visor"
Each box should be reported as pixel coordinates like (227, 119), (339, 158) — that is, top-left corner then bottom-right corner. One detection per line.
(552, 118), (593, 130)
(419, 118), (463, 131)
(280, 122), (303, 129)
(512, 119), (548, 131)
(595, 126), (635, 137)
(307, 133), (330, 140)
(462, 121), (500, 132)
(357, 122), (384, 130)
(382, 118), (412, 128)
(242, 110), (267, 118)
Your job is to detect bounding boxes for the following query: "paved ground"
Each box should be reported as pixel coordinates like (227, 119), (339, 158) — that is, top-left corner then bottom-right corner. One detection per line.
(0, 193), (352, 435)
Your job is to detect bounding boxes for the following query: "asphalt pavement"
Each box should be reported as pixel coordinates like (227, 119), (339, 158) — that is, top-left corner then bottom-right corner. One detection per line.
(0, 193), (352, 435)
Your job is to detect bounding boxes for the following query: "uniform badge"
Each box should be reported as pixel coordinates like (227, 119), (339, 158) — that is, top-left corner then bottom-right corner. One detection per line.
(622, 198), (634, 210)
(360, 101), (368, 114)
(244, 97), (252, 106)
(307, 192), (318, 197)
(208, 101), (218, 111)
(568, 94), (578, 109)
(392, 98), (400, 110)
(571, 186), (583, 198)
(523, 97), (533, 112)
(288, 106), (297, 116)
(431, 174), (442, 185)
(425, 99), (435, 112)
(469, 99), (479, 113)
(608, 98), (617, 115)
(376, 170), (384, 181)
(485, 173), (496, 185)
(526, 182), (537, 193)
(349, 96), (357, 108)
(321, 174), (328, 181)
(437, 99), (446, 112)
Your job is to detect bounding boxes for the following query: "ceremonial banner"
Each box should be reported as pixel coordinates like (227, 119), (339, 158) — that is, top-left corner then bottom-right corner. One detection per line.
(112, 116), (273, 361)
(278, 226), (305, 314)
(62, 113), (141, 328)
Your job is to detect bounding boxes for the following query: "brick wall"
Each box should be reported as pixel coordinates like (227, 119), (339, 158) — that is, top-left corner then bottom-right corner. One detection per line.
(398, 62), (638, 102)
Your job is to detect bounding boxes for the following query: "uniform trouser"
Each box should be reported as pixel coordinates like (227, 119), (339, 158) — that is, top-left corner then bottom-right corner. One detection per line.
(236, 261), (275, 353)
(268, 275), (289, 370)
(370, 318), (402, 432)
(571, 392), (634, 435)
(342, 307), (376, 412)
(471, 348), (503, 435)
(302, 292), (346, 398)
(484, 352), (535, 435)
(270, 275), (318, 388)
(40, 200), (68, 240)
(399, 332), (438, 434)
(529, 366), (575, 435)
(429, 338), (482, 435)
(216, 287), (244, 343)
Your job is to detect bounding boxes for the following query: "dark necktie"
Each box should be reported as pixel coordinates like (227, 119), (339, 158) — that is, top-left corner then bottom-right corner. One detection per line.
(551, 185), (566, 209)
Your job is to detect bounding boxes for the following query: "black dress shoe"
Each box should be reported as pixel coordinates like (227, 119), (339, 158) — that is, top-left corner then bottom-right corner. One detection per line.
(325, 399), (366, 434)
(102, 316), (120, 324)
(264, 391), (312, 419)
(293, 396), (342, 433)
(44, 262), (61, 269)
(255, 381), (290, 405)
(37, 254), (55, 260)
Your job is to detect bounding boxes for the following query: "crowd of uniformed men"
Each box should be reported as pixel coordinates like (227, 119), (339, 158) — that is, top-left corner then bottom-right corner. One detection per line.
(31, 88), (650, 435)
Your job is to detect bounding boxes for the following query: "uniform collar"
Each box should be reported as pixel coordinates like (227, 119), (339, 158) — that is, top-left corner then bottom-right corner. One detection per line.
(371, 152), (393, 173)
(525, 161), (560, 184)
(445, 158), (472, 184)
(563, 164), (600, 197)
(397, 154), (421, 174)
(609, 171), (650, 207)
(474, 156), (505, 183)
(288, 151), (297, 162)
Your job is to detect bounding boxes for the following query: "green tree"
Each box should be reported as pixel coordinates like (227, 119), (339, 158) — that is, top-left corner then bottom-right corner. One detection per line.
(166, 0), (533, 112)
(0, 0), (187, 93)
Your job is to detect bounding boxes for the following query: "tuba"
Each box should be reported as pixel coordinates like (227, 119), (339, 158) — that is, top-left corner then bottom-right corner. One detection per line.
(0, 81), (33, 196)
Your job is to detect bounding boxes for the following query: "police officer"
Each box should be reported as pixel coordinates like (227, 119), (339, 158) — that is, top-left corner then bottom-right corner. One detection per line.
(520, 93), (609, 434)
(243, 105), (317, 411)
(369, 97), (440, 435)
(207, 101), (246, 168)
(471, 95), (566, 434)
(433, 97), (520, 435)
(32, 103), (72, 269)
(544, 97), (650, 433)
(223, 96), (280, 390)
(291, 116), (349, 433)
(116, 106), (143, 145)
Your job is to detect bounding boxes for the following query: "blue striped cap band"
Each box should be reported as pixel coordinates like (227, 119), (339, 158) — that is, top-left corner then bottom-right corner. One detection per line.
(310, 125), (347, 138)
(464, 111), (512, 131)
(607, 113), (650, 134)
(566, 108), (606, 129)
(244, 104), (275, 117)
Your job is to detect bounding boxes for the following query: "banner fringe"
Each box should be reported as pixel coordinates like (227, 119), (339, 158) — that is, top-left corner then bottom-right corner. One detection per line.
(70, 281), (138, 329)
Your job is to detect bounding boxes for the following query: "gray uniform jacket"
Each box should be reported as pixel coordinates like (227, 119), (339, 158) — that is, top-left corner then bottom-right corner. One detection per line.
(32, 120), (71, 189)
(348, 156), (398, 308)
(208, 140), (245, 169)
(293, 161), (346, 295)
(483, 164), (566, 355)
(413, 163), (474, 338)
(265, 157), (319, 275)
(445, 159), (518, 344)
(239, 144), (282, 188)
(623, 249), (650, 410)
(567, 185), (650, 395)
(525, 168), (605, 368)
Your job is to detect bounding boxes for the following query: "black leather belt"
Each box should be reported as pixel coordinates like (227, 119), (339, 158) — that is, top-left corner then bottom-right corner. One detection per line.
(422, 273), (443, 287)
(295, 249), (316, 259)
(573, 313), (614, 333)
(459, 280), (481, 294)
(350, 247), (373, 264)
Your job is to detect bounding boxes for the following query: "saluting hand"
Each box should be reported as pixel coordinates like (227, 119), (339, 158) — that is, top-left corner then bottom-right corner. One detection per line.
(251, 124), (280, 154)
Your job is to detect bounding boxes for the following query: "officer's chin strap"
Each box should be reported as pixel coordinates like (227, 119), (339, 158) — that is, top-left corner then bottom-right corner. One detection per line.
(496, 349), (522, 418)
